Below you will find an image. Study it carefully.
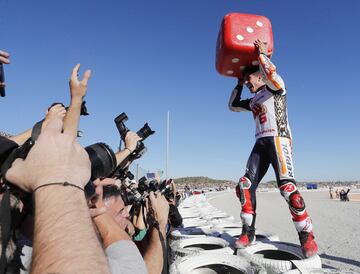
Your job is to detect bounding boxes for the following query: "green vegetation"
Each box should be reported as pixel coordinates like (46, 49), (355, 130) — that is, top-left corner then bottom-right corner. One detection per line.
(174, 176), (234, 186)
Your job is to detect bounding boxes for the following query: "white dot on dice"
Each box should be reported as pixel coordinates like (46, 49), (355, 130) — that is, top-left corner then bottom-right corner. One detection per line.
(236, 34), (244, 41)
(246, 27), (254, 33)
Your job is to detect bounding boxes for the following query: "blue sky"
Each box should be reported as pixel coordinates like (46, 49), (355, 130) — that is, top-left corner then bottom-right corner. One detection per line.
(1, 0), (359, 182)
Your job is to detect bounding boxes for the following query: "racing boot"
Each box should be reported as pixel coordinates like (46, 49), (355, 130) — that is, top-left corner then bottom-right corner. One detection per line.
(298, 231), (318, 258)
(235, 224), (255, 248)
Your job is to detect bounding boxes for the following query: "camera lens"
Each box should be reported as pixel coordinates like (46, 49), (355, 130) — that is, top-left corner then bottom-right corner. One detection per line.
(85, 142), (117, 181)
(137, 123), (155, 140)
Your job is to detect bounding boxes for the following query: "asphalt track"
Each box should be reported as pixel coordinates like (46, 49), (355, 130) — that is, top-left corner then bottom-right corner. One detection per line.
(206, 189), (360, 272)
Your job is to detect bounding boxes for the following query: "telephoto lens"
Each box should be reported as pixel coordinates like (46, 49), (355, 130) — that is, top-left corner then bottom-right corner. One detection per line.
(84, 142), (117, 198)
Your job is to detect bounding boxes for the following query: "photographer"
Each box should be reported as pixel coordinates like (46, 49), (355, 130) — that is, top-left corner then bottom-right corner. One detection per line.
(91, 179), (170, 274)
(163, 179), (182, 229)
(4, 116), (110, 273)
(1, 64), (112, 273)
(94, 179), (169, 274)
(90, 179), (147, 274)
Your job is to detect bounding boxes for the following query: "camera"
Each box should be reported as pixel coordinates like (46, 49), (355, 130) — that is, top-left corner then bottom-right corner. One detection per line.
(0, 63), (5, 97)
(84, 142), (117, 198)
(118, 175), (173, 208)
(114, 112), (155, 161)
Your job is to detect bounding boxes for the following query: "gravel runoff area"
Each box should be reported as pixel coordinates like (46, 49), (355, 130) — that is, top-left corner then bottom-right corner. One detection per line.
(206, 189), (360, 273)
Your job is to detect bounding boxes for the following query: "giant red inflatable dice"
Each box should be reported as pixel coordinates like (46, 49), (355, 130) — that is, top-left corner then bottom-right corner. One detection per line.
(216, 13), (274, 78)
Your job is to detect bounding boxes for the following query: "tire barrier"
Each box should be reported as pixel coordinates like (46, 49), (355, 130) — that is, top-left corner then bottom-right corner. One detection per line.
(284, 269), (358, 274)
(209, 216), (235, 226)
(178, 211), (201, 219)
(169, 236), (233, 264)
(213, 222), (243, 230)
(181, 218), (209, 228)
(169, 227), (221, 242)
(169, 253), (266, 274)
(218, 228), (279, 246)
(219, 227), (279, 242)
(237, 241), (322, 274)
(201, 210), (227, 217)
(172, 195), (323, 273)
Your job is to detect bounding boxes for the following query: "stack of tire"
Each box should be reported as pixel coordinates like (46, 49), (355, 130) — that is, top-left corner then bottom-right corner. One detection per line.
(168, 193), (329, 274)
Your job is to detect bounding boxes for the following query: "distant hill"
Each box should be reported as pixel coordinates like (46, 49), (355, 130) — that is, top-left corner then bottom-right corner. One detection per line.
(173, 177), (360, 189)
(174, 176), (235, 186)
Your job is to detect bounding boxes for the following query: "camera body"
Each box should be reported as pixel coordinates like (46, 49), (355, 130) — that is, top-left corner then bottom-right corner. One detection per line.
(114, 112), (155, 161)
(118, 174), (173, 208)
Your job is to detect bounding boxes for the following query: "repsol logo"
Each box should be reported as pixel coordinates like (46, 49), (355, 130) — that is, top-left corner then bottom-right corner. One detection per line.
(281, 143), (293, 178)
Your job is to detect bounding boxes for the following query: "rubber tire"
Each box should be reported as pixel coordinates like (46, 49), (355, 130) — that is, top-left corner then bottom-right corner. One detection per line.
(284, 269), (358, 274)
(170, 236), (233, 264)
(182, 218), (209, 228)
(237, 241), (322, 274)
(169, 253), (265, 274)
(170, 227), (221, 241)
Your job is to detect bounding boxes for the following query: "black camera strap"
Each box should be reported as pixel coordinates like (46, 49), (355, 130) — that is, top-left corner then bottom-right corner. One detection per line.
(31, 119), (44, 141)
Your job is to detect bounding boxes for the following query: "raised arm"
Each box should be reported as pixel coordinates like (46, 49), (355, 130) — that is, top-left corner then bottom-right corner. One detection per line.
(63, 64), (91, 138)
(254, 40), (285, 92)
(228, 79), (251, 112)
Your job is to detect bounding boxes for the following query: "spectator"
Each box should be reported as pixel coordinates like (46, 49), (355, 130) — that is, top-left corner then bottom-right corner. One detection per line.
(329, 186), (334, 199)
(335, 188), (340, 199)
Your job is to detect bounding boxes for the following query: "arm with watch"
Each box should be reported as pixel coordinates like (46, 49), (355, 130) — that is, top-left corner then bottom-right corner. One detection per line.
(115, 131), (142, 166)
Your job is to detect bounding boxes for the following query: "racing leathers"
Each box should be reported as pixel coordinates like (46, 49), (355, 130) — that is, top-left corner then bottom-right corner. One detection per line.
(229, 53), (313, 236)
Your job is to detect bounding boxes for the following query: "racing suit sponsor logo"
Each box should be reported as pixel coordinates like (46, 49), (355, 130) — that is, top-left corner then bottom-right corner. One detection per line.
(255, 128), (275, 137)
(281, 143), (294, 178)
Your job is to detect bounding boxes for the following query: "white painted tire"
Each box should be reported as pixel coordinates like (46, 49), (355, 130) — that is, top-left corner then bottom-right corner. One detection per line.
(169, 253), (265, 274)
(221, 228), (279, 242)
(178, 208), (200, 215)
(182, 218), (209, 228)
(237, 242), (322, 274)
(284, 269), (357, 274)
(213, 222), (243, 230)
(180, 212), (201, 219)
(170, 236), (233, 263)
(170, 227), (221, 241)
